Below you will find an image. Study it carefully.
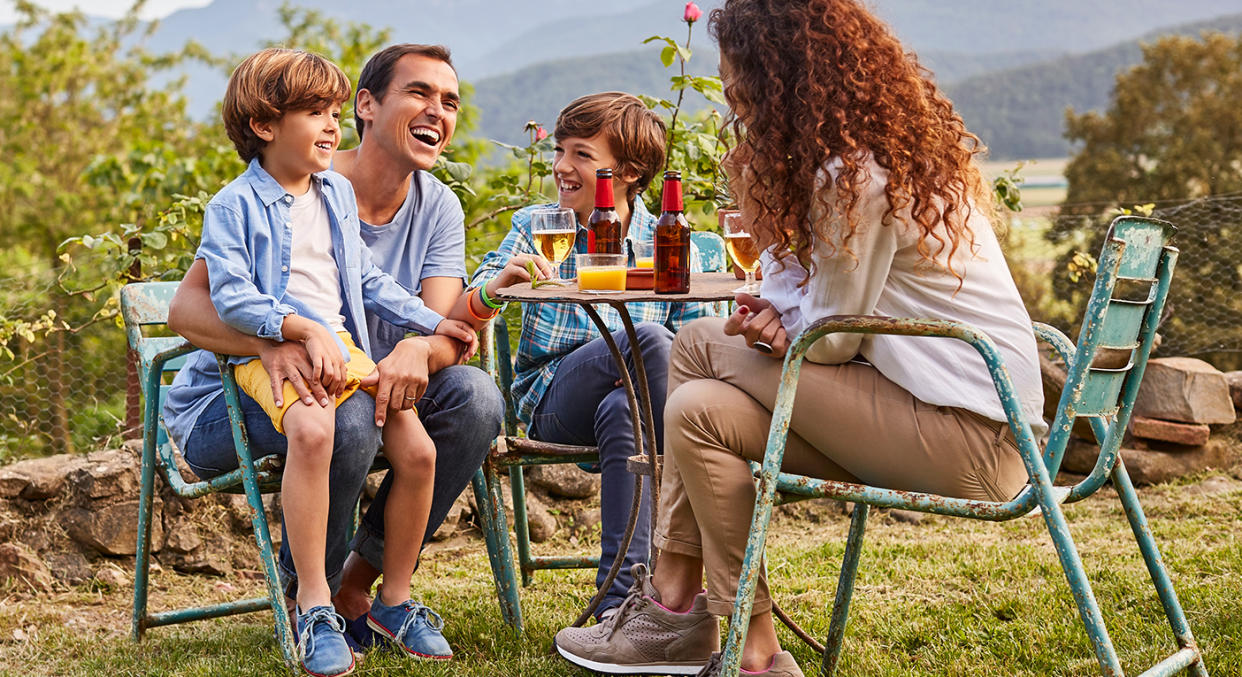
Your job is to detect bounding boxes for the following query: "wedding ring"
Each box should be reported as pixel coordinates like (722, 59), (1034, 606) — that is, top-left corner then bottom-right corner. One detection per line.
(753, 340), (774, 354)
(403, 395), (418, 401)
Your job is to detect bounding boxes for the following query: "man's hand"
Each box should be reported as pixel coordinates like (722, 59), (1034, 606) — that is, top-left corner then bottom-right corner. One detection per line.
(257, 340), (329, 408)
(723, 292), (789, 359)
(359, 337), (432, 425)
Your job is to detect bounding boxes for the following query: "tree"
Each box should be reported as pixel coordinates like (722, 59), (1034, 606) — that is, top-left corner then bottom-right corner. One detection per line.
(1049, 31), (1242, 368)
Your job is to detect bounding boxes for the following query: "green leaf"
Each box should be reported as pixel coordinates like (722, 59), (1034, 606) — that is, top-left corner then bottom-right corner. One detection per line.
(140, 231), (168, 249)
(661, 45), (676, 68)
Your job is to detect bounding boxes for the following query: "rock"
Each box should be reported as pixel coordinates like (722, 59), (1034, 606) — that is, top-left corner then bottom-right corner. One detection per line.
(572, 507), (602, 534)
(0, 469), (28, 499)
(889, 509), (925, 525)
(3, 454), (88, 500)
(162, 533), (233, 576)
(69, 449), (139, 500)
(0, 543), (54, 591)
(1133, 358), (1236, 425)
(93, 562), (131, 589)
(1226, 371), (1242, 411)
(62, 500), (164, 556)
(431, 490), (472, 541)
(526, 463), (601, 500)
(522, 490), (558, 543)
(1184, 475), (1241, 497)
(162, 522), (204, 554)
(1129, 416), (1210, 446)
(43, 549), (93, 585)
(1061, 437), (1234, 485)
(364, 472), (385, 500)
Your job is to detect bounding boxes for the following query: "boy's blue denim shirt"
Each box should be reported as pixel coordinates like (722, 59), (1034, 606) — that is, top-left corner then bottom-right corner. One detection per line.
(198, 158), (444, 356)
(162, 158), (445, 450)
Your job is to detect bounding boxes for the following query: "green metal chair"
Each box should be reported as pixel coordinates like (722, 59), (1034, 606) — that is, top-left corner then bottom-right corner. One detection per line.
(121, 282), (523, 666)
(717, 216), (1208, 676)
(475, 230), (734, 622)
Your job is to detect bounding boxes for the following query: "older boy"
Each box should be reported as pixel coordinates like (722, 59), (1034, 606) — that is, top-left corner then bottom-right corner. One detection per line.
(463, 92), (718, 623)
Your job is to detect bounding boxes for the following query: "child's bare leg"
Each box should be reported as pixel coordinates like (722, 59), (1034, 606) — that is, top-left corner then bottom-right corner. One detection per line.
(280, 401), (337, 610)
(376, 408), (435, 605)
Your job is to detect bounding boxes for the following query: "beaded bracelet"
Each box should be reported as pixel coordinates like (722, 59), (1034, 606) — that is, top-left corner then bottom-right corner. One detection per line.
(478, 282), (504, 310)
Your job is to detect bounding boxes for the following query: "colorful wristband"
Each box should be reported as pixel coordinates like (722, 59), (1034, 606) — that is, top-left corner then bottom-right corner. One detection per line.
(467, 287), (500, 321)
(478, 282), (504, 310)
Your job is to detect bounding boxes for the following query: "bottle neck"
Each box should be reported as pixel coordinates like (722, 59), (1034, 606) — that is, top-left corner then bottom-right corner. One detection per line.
(661, 179), (683, 213)
(594, 174), (615, 209)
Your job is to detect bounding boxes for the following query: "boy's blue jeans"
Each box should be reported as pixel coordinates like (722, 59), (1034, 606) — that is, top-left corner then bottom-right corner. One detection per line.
(527, 322), (673, 617)
(184, 364), (503, 599)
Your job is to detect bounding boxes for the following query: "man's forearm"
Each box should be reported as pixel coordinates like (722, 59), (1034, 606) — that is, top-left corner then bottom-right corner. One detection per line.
(167, 258), (272, 357)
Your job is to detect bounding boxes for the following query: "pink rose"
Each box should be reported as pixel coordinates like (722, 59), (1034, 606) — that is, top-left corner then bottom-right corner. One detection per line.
(683, 1), (702, 23)
(535, 126), (549, 142)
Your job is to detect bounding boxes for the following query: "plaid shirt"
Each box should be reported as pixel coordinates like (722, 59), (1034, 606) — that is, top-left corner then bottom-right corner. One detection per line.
(471, 201), (717, 425)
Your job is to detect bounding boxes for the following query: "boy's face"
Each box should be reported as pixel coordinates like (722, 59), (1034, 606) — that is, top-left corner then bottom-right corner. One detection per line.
(553, 133), (637, 223)
(357, 54), (459, 172)
(254, 102), (342, 182)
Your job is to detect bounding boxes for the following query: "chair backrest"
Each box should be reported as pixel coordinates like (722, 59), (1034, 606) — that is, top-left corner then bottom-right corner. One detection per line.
(691, 230), (728, 273)
(119, 282), (199, 483)
(1044, 216), (1177, 476)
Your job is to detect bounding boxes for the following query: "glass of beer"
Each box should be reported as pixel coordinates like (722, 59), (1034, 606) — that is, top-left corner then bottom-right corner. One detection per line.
(723, 212), (761, 294)
(531, 207), (577, 282)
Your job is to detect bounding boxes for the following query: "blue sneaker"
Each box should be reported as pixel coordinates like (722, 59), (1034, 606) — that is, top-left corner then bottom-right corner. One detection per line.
(295, 605), (355, 677)
(366, 598), (453, 660)
(344, 614), (381, 651)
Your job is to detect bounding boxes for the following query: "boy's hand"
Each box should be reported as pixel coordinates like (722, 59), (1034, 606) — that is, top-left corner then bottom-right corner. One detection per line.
(497, 253), (553, 288)
(434, 318), (479, 363)
(302, 324), (347, 398)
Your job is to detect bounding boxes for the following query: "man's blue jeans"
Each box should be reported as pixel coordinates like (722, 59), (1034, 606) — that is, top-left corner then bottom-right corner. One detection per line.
(528, 322), (673, 616)
(183, 364), (503, 598)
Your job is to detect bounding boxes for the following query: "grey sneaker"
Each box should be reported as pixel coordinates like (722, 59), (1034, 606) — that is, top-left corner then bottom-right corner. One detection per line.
(554, 563), (719, 675)
(695, 650), (804, 677)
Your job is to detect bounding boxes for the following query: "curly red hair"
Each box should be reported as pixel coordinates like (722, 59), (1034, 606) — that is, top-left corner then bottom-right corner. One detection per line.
(710, 0), (991, 282)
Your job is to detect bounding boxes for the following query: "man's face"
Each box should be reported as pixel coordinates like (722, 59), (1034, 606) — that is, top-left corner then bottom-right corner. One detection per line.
(358, 54), (459, 171)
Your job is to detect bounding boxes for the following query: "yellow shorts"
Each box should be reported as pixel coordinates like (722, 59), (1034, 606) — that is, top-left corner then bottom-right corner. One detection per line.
(235, 332), (382, 434)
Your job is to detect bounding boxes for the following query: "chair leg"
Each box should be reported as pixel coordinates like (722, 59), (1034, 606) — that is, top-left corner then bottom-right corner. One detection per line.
(1111, 459), (1209, 676)
(822, 503), (869, 676)
(1032, 469), (1125, 675)
(238, 473), (297, 667)
(472, 467), (524, 631)
(510, 466), (534, 587)
(131, 434), (158, 642)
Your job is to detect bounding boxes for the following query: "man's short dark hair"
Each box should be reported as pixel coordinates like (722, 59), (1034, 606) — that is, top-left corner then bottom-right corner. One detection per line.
(355, 44), (454, 140)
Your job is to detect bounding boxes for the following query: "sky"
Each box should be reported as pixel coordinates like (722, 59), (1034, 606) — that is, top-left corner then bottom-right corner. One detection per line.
(0, 0), (209, 23)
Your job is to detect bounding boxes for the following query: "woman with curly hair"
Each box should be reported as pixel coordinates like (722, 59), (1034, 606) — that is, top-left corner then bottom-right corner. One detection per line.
(552, 0), (1046, 675)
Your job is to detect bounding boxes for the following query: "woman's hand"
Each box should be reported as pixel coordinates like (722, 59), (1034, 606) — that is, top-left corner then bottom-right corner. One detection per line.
(491, 253), (555, 291)
(723, 292), (789, 359)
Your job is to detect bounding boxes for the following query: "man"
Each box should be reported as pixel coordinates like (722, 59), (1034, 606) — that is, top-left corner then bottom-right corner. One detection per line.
(164, 43), (503, 650)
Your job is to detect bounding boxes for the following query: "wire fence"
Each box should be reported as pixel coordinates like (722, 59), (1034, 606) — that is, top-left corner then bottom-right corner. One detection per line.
(0, 194), (1238, 461)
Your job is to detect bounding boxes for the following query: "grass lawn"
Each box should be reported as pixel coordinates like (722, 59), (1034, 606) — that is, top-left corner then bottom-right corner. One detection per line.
(1, 469), (1239, 676)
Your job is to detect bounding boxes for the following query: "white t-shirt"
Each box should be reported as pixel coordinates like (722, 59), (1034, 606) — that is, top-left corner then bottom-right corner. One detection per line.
(286, 183), (347, 332)
(760, 157), (1047, 435)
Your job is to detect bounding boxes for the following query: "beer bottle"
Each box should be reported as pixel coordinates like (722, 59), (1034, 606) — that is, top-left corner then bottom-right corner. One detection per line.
(587, 168), (622, 254)
(654, 170), (691, 294)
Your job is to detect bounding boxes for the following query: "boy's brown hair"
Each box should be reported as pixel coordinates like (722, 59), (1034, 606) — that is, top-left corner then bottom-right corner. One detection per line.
(222, 48), (352, 163)
(554, 92), (667, 203)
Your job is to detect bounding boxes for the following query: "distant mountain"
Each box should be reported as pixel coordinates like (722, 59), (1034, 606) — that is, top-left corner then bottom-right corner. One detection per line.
(948, 12), (1242, 160)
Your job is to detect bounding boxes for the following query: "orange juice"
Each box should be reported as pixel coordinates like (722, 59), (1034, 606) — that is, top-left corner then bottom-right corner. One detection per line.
(578, 265), (627, 292)
(635, 257), (654, 269)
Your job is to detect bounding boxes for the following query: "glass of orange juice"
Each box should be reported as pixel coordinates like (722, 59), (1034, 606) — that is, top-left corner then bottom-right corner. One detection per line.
(631, 239), (654, 269)
(576, 253), (627, 293)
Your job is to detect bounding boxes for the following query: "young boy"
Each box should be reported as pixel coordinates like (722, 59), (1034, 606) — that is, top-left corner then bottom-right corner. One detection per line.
(201, 48), (474, 676)
(461, 92), (718, 627)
